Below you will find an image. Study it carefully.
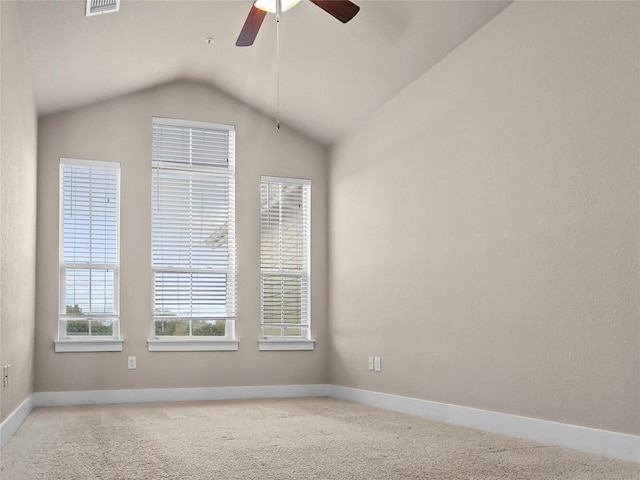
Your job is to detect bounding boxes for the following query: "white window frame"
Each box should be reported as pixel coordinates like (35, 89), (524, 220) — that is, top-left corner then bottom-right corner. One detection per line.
(55, 158), (123, 353)
(259, 176), (314, 351)
(148, 117), (238, 352)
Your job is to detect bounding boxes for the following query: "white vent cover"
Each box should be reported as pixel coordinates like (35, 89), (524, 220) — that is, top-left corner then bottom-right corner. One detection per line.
(86, 0), (120, 17)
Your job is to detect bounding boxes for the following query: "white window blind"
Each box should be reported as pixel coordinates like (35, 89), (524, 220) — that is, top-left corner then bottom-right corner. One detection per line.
(260, 176), (311, 339)
(59, 158), (120, 339)
(152, 117), (236, 339)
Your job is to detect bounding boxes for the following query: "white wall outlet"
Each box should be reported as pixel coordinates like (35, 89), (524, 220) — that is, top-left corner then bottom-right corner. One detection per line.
(127, 356), (136, 370)
(368, 357), (374, 370)
(374, 356), (381, 372)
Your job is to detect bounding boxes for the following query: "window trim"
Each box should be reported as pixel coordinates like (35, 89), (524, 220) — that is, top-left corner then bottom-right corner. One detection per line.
(259, 175), (313, 350)
(57, 158), (121, 351)
(152, 116), (234, 132)
(149, 117), (237, 350)
(54, 339), (124, 353)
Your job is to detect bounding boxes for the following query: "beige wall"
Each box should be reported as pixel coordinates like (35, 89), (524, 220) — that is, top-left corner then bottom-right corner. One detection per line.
(328, 1), (639, 435)
(36, 80), (328, 392)
(0, 0), (38, 422)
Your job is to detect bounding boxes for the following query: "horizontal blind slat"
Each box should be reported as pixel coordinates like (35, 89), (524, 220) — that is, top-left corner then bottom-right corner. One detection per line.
(60, 161), (120, 332)
(259, 179), (310, 338)
(152, 120), (236, 334)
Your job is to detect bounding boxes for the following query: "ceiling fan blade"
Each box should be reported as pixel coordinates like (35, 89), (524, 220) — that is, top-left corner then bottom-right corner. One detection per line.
(309, 0), (360, 23)
(236, 5), (267, 47)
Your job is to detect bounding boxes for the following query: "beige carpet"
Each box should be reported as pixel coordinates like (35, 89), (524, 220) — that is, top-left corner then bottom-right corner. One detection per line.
(0, 397), (637, 479)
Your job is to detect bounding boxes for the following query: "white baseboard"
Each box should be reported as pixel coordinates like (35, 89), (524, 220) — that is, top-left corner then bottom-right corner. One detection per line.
(3, 384), (638, 464)
(1, 384), (328, 449)
(329, 385), (640, 464)
(33, 384), (331, 407)
(0, 395), (35, 449)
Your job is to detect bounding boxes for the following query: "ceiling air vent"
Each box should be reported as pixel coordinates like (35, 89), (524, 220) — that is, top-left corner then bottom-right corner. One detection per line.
(86, 0), (120, 17)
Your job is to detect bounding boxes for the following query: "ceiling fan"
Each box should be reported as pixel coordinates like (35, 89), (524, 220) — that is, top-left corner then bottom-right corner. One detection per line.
(236, 0), (360, 47)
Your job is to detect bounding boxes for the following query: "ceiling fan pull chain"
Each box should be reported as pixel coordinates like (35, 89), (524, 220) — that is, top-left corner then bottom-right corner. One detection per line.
(276, 0), (281, 130)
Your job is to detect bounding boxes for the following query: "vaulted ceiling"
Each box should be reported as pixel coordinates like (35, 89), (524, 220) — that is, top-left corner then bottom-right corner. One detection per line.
(17, 0), (511, 146)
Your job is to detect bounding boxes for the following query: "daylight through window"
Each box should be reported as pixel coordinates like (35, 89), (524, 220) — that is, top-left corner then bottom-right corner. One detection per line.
(260, 176), (311, 339)
(151, 117), (236, 339)
(59, 158), (120, 339)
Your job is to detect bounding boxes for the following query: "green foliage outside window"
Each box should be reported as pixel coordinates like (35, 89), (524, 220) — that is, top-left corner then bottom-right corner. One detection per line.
(66, 304), (83, 314)
(154, 319), (226, 337)
(65, 304), (113, 336)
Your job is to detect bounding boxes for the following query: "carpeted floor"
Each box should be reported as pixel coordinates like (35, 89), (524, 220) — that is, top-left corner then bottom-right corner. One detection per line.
(0, 397), (637, 479)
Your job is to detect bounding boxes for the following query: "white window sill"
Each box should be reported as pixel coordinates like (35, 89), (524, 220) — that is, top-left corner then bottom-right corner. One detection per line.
(147, 339), (239, 352)
(258, 339), (316, 351)
(54, 339), (124, 352)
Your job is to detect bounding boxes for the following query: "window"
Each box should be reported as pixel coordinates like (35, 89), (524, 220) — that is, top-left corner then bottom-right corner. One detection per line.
(56, 158), (122, 352)
(149, 117), (237, 351)
(259, 176), (313, 351)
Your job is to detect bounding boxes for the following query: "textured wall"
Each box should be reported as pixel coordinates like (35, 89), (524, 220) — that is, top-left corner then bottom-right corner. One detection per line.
(329, 1), (639, 435)
(36, 80), (328, 392)
(0, 0), (38, 423)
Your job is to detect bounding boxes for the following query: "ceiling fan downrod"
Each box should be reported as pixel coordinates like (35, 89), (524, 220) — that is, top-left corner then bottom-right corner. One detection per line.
(235, 0), (360, 130)
(276, 0), (281, 130)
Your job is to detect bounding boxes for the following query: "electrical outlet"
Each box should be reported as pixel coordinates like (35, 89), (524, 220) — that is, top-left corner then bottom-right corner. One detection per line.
(127, 356), (136, 370)
(374, 357), (381, 372)
(368, 357), (374, 370)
